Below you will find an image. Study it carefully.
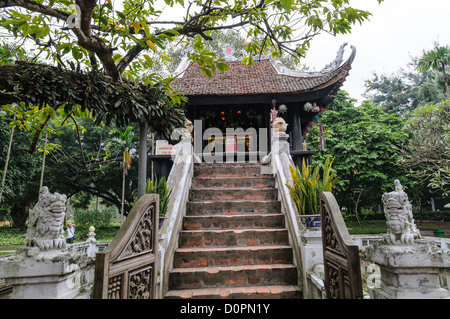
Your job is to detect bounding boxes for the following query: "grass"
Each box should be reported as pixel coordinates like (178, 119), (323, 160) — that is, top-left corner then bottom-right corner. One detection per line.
(346, 220), (387, 235)
(1, 219), (447, 255)
(0, 227), (119, 255)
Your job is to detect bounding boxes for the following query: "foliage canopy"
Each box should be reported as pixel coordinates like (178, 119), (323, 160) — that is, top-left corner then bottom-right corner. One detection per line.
(306, 91), (412, 215)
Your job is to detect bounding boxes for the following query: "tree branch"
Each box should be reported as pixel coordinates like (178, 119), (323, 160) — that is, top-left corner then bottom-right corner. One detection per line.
(0, 0), (69, 21)
(75, 0), (96, 37)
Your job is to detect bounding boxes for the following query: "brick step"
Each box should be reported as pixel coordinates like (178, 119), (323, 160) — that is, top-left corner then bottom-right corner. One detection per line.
(164, 285), (301, 299)
(179, 228), (289, 248)
(192, 176), (275, 189)
(186, 200), (281, 216)
(194, 164), (266, 178)
(189, 188), (278, 201)
(165, 162), (300, 299)
(168, 264), (298, 290)
(183, 214), (285, 230)
(173, 245), (293, 268)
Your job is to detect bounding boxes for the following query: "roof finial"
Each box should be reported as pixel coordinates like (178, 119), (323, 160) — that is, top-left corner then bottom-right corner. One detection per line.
(321, 42), (348, 73)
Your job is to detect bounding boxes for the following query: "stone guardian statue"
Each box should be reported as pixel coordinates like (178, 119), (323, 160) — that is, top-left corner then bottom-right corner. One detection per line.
(381, 180), (421, 245)
(25, 186), (68, 250)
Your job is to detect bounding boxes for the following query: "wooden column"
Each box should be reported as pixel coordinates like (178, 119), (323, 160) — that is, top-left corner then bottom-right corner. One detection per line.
(289, 104), (304, 168)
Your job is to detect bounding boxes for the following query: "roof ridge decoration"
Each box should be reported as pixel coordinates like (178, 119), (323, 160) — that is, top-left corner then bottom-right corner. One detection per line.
(270, 42), (356, 78)
(173, 43), (355, 80)
(173, 43), (275, 78)
(223, 44), (273, 62)
(172, 45), (192, 79)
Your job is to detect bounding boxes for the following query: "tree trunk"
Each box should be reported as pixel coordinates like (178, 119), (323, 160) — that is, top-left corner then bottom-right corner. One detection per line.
(0, 118), (15, 204)
(445, 81), (449, 99)
(121, 154), (126, 226)
(138, 122), (148, 199)
(354, 188), (364, 226)
(39, 132), (48, 194)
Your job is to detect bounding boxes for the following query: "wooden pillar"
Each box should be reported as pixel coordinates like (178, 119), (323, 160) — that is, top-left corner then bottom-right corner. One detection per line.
(289, 105), (303, 168)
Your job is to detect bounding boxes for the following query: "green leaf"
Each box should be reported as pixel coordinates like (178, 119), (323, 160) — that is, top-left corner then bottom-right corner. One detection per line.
(280, 0), (294, 13)
(72, 46), (82, 60)
(142, 22), (150, 38)
(200, 67), (212, 78)
(116, 11), (125, 20)
(143, 54), (153, 67)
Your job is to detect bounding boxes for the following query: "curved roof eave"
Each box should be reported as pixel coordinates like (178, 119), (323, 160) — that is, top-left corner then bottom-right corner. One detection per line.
(270, 43), (356, 78)
(172, 43), (356, 97)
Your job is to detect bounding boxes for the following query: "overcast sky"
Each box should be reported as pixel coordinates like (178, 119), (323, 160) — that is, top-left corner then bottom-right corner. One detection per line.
(301, 0), (450, 104)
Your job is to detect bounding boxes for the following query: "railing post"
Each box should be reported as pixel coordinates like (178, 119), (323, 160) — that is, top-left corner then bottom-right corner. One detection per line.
(86, 226), (98, 258)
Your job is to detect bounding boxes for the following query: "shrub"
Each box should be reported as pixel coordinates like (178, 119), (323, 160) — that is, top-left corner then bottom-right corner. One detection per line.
(72, 208), (115, 240)
(146, 174), (171, 217)
(286, 156), (338, 215)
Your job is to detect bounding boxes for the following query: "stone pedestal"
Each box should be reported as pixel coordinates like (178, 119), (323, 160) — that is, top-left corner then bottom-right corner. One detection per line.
(299, 228), (324, 299)
(366, 239), (450, 299)
(0, 247), (94, 299)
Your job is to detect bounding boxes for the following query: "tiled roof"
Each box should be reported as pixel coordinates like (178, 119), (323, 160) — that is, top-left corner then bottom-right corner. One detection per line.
(173, 57), (352, 97)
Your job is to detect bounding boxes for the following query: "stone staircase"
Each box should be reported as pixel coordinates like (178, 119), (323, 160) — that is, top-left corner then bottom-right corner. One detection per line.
(164, 163), (301, 299)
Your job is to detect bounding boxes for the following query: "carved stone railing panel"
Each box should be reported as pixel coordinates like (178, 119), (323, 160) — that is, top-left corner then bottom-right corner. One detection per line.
(320, 192), (363, 299)
(93, 194), (159, 299)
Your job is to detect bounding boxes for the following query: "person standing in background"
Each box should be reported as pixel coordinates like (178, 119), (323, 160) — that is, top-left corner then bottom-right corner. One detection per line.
(66, 223), (75, 244)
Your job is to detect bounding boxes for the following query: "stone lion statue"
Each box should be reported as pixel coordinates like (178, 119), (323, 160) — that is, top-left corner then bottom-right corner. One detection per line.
(25, 186), (67, 251)
(381, 180), (421, 245)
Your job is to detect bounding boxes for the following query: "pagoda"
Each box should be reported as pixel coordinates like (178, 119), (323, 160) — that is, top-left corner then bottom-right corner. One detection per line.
(170, 42), (356, 167)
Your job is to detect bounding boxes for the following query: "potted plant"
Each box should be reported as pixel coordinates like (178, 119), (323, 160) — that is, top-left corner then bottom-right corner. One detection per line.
(146, 174), (172, 228)
(286, 156), (338, 227)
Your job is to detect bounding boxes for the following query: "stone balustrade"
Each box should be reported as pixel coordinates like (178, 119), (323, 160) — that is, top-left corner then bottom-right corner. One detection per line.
(0, 226), (110, 299)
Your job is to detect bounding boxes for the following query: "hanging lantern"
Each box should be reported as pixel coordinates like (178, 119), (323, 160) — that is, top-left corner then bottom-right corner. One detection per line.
(304, 102), (313, 112)
(278, 104), (287, 114)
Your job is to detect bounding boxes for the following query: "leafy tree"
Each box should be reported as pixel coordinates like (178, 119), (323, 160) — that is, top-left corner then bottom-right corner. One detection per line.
(363, 67), (425, 116)
(364, 45), (450, 116)
(399, 99), (450, 197)
(306, 91), (411, 218)
(416, 45), (450, 99)
(0, 43), (53, 227)
(0, 0), (382, 198)
(417, 70), (449, 104)
(106, 125), (138, 221)
(1, 0), (378, 79)
(149, 29), (309, 77)
(0, 115), (42, 228)
(44, 117), (139, 215)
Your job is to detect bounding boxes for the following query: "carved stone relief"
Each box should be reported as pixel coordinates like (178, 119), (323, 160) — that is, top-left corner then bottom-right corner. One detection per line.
(118, 204), (155, 261)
